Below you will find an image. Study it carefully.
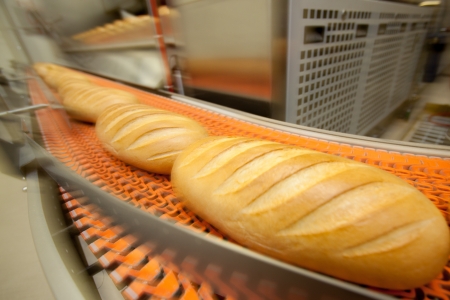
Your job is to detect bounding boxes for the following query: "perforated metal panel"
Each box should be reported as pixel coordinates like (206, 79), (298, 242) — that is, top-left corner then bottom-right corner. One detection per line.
(286, 0), (432, 135)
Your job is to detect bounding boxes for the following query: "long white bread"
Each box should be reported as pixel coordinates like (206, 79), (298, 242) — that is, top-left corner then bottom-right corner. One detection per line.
(57, 81), (95, 98)
(53, 72), (90, 89)
(63, 86), (139, 123)
(33, 63), (91, 91)
(45, 69), (89, 89)
(33, 62), (55, 77)
(171, 136), (450, 289)
(96, 104), (209, 174)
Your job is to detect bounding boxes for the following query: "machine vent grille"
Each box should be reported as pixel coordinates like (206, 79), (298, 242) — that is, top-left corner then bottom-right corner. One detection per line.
(303, 9), (340, 19)
(302, 9), (371, 19)
(356, 21), (428, 134)
(288, 1), (431, 134)
(296, 41), (364, 132)
(391, 33), (417, 107)
(357, 34), (402, 133)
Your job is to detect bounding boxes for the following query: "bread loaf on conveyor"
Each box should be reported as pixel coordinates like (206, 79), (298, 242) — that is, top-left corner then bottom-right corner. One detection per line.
(171, 136), (450, 290)
(33, 63), (91, 90)
(96, 104), (209, 174)
(53, 72), (91, 90)
(53, 72), (90, 89)
(57, 81), (95, 98)
(33, 63), (54, 77)
(62, 86), (139, 123)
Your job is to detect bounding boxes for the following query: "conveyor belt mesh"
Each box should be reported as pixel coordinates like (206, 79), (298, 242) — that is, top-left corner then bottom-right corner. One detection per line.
(28, 72), (450, 300)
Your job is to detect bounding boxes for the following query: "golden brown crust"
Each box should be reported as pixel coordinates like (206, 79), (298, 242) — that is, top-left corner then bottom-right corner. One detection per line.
(95, 104), (209, 174)
(57, 81), (95, 99)
(62, 87), (139, 123)
(46, 70), (89, 89)
(33, 63), (91, 91)
(33, 64), (138, 122)
(171, 136), (450, 289)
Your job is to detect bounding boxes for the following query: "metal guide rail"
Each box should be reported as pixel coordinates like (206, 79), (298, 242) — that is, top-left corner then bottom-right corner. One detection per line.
(26, 71), (450, 300)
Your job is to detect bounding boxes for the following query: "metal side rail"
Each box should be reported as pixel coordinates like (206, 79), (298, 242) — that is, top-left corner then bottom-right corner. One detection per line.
(169, 94), (450, 158)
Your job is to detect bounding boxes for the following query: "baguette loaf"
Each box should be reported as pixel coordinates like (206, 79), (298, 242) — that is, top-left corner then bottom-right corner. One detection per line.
(44, 69), (89, 89)
(54, 72), (90, 88)
(96, 104), (208, 174)
(63, 86), (139, 123)
(171, 136), (450, 289)
(57, 81), (95, 98)
(33, 62), (55, 77)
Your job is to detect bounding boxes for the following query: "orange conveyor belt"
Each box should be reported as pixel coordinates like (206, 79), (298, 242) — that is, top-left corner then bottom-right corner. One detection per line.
(28, 71), (450, 300)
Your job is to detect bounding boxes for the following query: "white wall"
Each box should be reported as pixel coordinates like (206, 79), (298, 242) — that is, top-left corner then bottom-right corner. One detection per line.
(0, 0), (124, 66)
(0, 2), (29, 74)
(0, 0), (73, 66)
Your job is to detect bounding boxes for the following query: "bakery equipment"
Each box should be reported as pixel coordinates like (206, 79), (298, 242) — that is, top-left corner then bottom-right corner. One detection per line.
(168, 0), (434, 135)
(7, 66), (448, 300)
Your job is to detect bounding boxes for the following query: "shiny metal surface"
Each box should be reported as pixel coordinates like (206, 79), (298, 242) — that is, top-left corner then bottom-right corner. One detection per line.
(171, 0), (277, 102)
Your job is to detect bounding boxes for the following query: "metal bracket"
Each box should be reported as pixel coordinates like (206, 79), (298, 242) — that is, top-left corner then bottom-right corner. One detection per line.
(0, 104), (49, 117)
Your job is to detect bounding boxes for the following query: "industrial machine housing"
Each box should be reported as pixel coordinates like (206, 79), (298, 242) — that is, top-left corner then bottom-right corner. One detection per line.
(171, 0), (432, 134)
